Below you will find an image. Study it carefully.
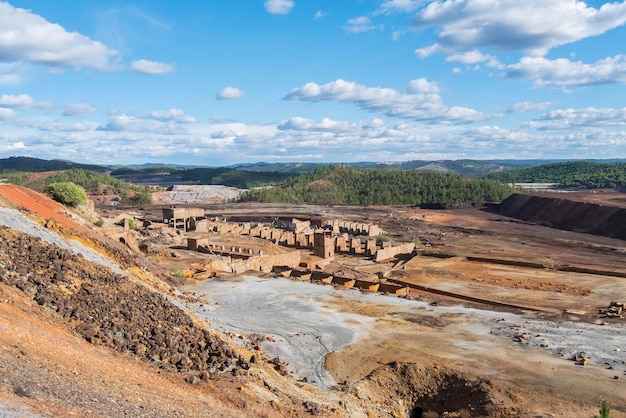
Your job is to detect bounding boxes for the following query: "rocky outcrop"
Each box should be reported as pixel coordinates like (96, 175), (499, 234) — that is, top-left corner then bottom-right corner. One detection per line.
(498, 193), (626, 240)
(0, 226), (242, 378)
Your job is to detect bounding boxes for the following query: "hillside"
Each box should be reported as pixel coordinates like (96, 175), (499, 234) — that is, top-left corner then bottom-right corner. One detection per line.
(0, 156), (107, 172)
(239, 165), (512, 206)
(498, 193), (626, 240)
(2, 168), (152, 206)
(485, 161), (626, 189)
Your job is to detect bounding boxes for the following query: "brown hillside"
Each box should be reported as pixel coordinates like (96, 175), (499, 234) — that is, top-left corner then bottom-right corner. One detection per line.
(0, 184), (82, 231)
(499, 193), (626, 240)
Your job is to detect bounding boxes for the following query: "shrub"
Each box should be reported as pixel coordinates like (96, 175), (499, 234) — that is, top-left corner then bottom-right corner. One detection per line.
(44, 182), (88, 207)
(595, 400), (612, 418)
(94, 220), (104, 227)
(376, 235), (391, 244)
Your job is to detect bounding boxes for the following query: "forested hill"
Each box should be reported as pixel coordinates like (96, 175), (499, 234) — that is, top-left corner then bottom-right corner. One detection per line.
(1, 168), (151, 205)
(239, 165), (512, 206)
(484, 161), (626, 189)
(0, 156), (106, 172)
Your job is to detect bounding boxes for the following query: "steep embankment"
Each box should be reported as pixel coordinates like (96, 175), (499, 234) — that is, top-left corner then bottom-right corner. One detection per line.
(499, 193), (626, 240)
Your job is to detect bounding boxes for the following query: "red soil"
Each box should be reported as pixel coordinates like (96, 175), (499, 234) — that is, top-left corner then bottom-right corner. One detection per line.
(0, 184), (82, 231)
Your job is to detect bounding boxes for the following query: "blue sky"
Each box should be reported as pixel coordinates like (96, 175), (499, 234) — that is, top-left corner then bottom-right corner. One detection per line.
(1, 0), (626, 166)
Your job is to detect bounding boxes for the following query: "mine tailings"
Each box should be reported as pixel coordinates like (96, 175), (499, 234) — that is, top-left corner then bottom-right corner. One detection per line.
(497, 193), (626, 240)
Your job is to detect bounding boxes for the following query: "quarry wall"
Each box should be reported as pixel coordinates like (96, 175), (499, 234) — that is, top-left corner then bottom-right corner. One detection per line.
(498, 193), (626, 241)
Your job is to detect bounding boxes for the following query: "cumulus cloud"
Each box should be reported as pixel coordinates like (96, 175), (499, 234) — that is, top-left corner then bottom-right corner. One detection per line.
(149, 108), (197, 123)
(412, 0), (626, 57)
(0, 2), (117, 70)
(314, 11), (326, 19)
(446, 50), (493, 64)
(264, 0), (294, 15)
(344, 16), (378, 33)
(505, 101), (555, 113)
(505, 55), (626, 87)
(0, 94), (52, 109)
(0, 107), (17, 120)
(131, 59), (174, 75)
(216, 86), (245, 100)
(278, 116), (356, 132)
(284, 78), (492, 124)
(63, 103), (96, 117)
(525, 107), (626, 130)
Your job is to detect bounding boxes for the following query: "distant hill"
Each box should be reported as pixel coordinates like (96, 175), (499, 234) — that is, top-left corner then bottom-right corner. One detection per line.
(228, 162), (323, 173)
(229, 160), (525, 177)
(0, 156), (107, 172)
(484, 161), (626, 189)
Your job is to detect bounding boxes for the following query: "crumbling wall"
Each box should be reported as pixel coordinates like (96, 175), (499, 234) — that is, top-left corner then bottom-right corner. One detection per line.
(375, 243), (415, 262)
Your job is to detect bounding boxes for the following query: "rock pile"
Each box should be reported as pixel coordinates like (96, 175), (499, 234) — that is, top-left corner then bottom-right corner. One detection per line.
(0, 226), (241, 379)
(597, 302), (625, 319)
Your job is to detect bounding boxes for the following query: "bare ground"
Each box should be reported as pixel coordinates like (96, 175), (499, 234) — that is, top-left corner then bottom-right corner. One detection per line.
(1, 186), (626, 417)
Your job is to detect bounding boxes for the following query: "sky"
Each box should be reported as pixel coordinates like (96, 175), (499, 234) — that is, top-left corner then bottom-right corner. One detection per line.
(1, 0), (626, 166)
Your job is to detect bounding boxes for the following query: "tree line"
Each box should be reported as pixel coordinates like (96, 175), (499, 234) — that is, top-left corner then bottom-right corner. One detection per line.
(484, 161), (626, 189)
(239, 165), (512, 206)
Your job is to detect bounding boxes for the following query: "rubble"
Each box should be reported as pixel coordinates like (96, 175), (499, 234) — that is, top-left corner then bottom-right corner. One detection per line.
(0, 226), (241, 377)
(597, 301), (625, 319)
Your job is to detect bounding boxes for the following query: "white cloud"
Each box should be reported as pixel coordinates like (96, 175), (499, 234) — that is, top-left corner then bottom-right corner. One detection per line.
(131, 59), (174, 75)
(0, 94), (52, 109)
(525, 107), (626, 130)
(412, 0), (626, 57)
(278, 117), (356, 132)
(377, 0), (424, 14)
(415, 44), (441, 59)
(446, 49), (492, 64)
(0, 94), (35, 108)
(505, 101), (555, 113)
(1, 141), (25, 151)
(344, 16), (378, 34)
(14, 118), (91, 132)
(0, 2), (117, 70)
(96, 114), (186, 135)
(505, 55), (626, 87)
(264, 0), (294, 15)
(284, 78), (492, 124)
(314, 10), (326, 19)
(216, 86), (245, 100)
(149, 108), (197, 123)
(0, 107), (17, 120)
(63, 103), (96, 117)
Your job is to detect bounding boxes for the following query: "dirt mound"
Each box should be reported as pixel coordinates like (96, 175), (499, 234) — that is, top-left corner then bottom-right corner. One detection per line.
(0, 226), (243, 380)
(350, 362), (497, 417)
(498, 193), (626, 240)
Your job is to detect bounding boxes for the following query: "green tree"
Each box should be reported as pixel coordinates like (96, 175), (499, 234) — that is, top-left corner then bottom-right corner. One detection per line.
(44, 182), (88, 207)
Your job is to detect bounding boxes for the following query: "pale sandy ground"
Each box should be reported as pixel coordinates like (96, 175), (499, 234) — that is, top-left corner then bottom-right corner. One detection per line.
(186, 275), (626, 417)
